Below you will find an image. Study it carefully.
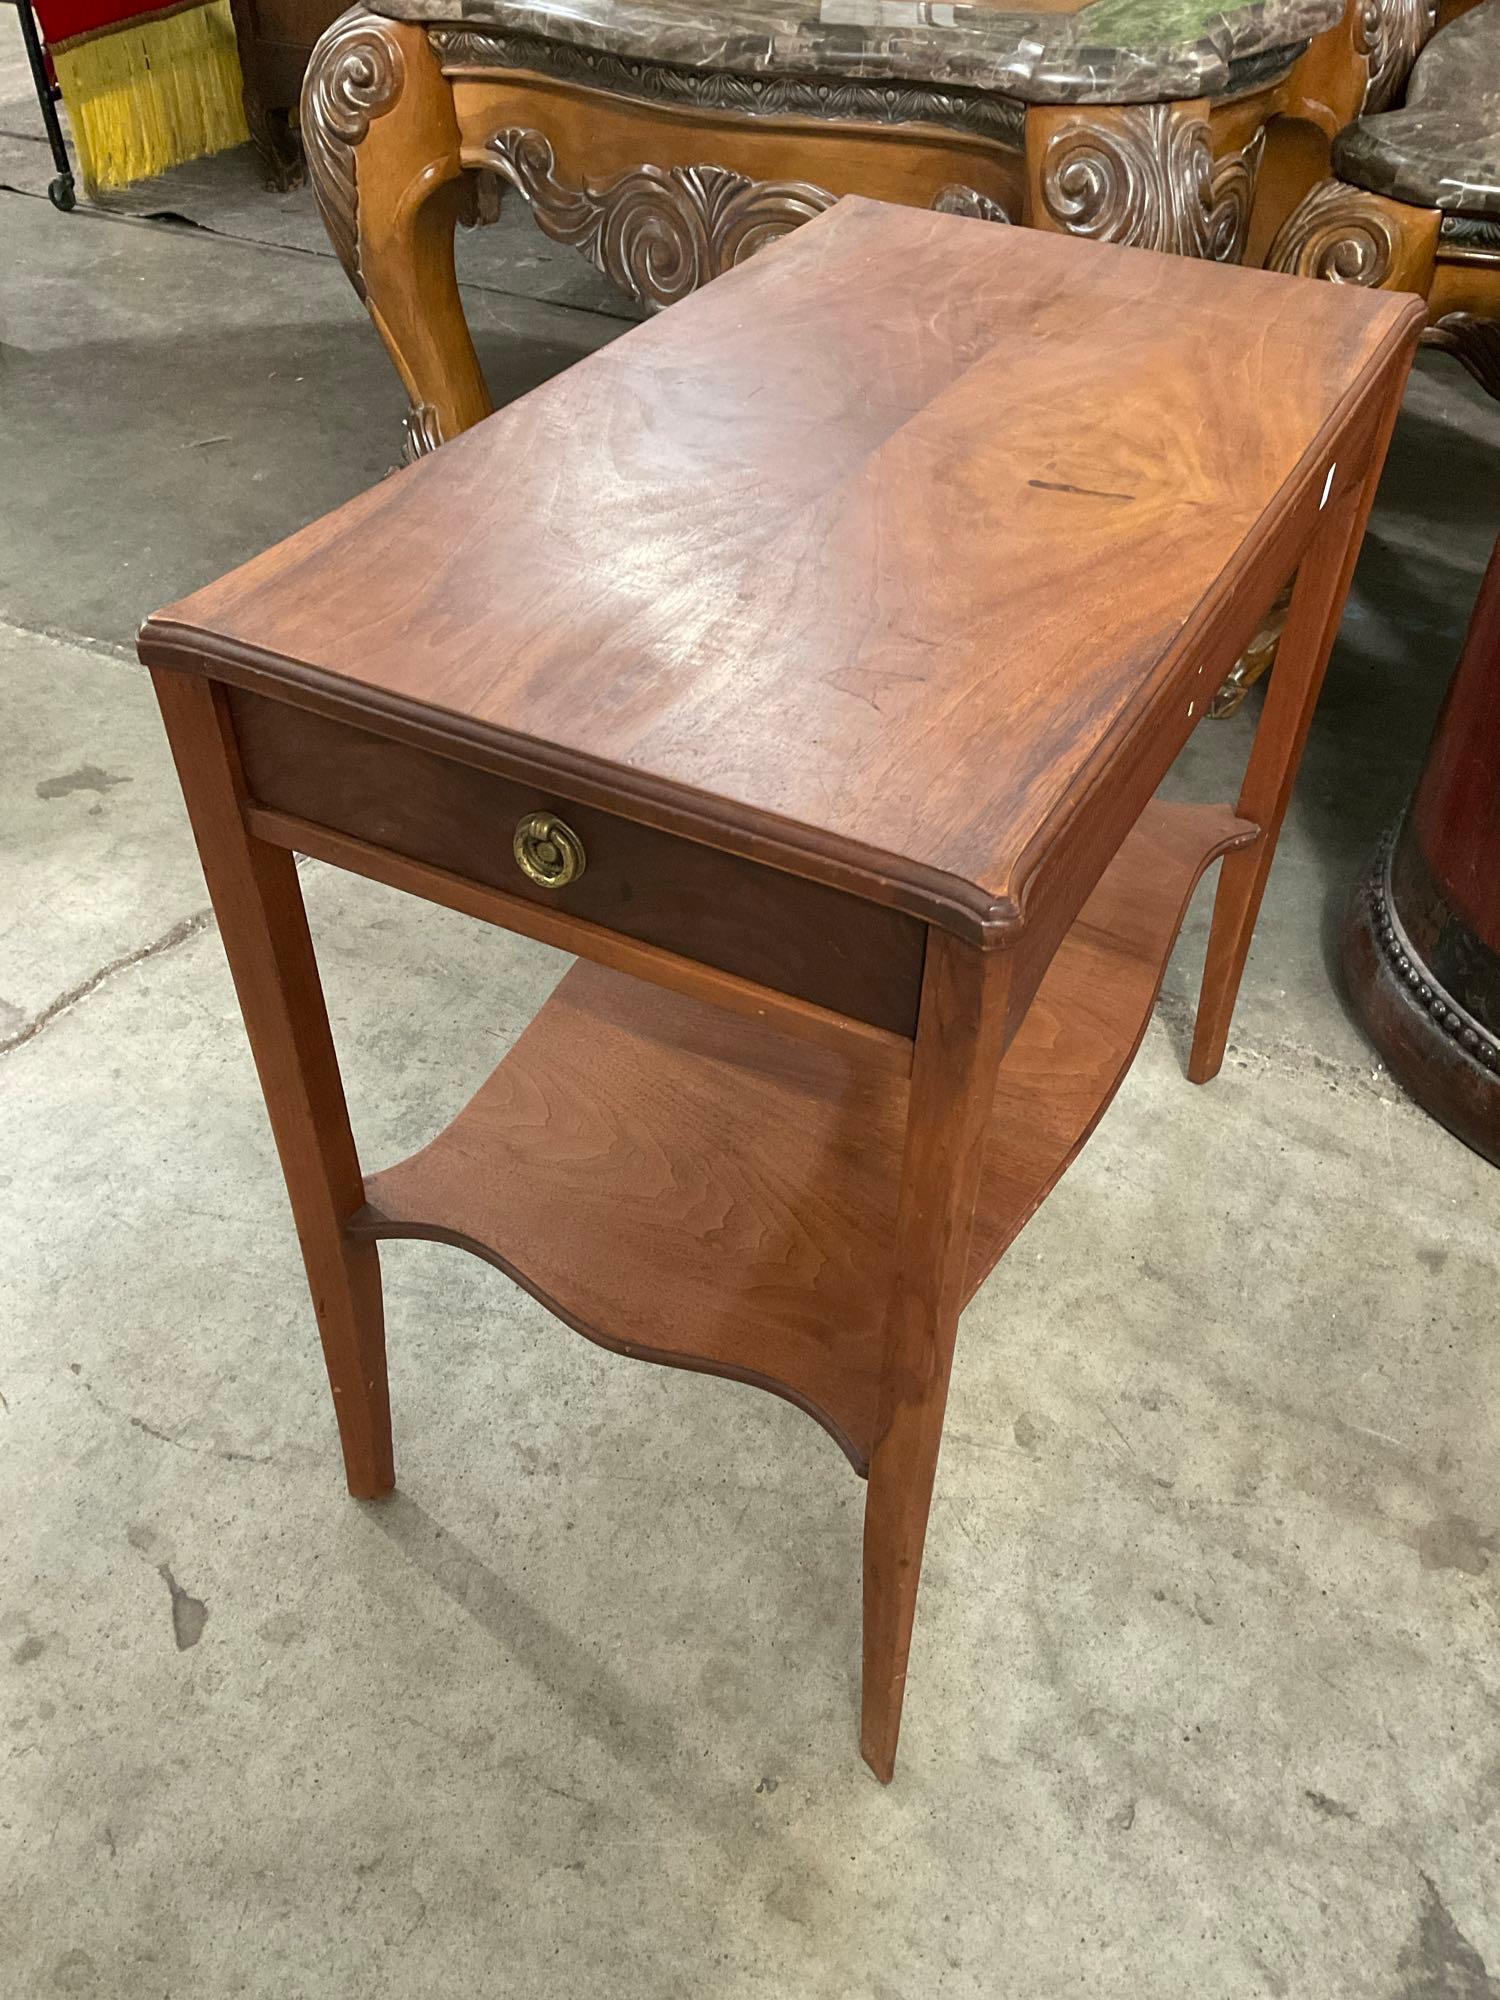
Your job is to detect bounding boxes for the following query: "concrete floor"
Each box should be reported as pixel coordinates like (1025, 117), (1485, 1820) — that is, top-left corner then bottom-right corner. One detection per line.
(4, 21), (1500, 1993)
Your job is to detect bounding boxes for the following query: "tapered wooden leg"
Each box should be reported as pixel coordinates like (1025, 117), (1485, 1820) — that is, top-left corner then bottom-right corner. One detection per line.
(1189, 395), (1408, 1084)
(302, 7), (491, 458)
(151, 670), (394, 1500)
(861, 933), (1011, 1782)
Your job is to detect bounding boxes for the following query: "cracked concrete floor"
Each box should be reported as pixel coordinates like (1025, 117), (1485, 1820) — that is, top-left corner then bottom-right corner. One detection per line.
(3, 138), (1500, 1999)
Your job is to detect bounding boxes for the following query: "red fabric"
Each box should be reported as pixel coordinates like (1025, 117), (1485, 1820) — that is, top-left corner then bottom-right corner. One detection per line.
(33, 0), (193, 53)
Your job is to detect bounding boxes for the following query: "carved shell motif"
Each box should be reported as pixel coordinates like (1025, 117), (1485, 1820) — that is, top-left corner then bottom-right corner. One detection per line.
(1356, 0), (1437, 112)
(1040, 105), (1215, 258)
(1265, 178), (1397, 286)
(301, 6), (406, 297)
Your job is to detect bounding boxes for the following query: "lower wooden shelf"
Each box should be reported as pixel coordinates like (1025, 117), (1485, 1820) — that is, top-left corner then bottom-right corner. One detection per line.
(355, 799), (1257, 1472)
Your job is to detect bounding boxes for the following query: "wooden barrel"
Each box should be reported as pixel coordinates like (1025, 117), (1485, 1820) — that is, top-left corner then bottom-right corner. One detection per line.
(1344, 535), (1500, 1166)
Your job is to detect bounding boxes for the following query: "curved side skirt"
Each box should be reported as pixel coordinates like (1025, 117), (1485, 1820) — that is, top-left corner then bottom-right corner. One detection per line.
(354, 1209), (877, 1472)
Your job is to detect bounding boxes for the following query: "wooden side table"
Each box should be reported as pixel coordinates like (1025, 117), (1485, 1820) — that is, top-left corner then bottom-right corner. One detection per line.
(140, 201), (1422, 1781)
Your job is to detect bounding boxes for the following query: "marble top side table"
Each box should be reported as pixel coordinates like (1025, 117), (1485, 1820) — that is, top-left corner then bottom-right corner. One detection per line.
(296, 0), (1430, 459)
(141, 203), (1422, 1778)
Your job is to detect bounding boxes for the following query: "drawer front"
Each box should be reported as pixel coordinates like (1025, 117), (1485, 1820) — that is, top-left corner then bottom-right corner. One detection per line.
(229, 691), (925, 1037)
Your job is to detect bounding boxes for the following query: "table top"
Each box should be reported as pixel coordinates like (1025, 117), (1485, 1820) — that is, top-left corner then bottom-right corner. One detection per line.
(399, 0), (1341, 102)
(141, 200), (1422, 941)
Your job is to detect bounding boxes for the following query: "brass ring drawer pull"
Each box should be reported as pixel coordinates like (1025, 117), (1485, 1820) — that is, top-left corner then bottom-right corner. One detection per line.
(514, 811), (586, 889)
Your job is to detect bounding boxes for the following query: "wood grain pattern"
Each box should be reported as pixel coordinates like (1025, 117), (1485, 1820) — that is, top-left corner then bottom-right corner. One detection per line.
(229, 686), (926, 1034)
(139, 198), (1424, 947)
(355, 799), (1254, 1477)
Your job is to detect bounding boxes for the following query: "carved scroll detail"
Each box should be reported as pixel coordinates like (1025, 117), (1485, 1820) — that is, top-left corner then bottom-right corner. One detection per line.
(1207, 128), (1265, 265)
(1422, 314), (1500, 402)
(485, 130), (828, 309)
(301, 5), (406, 298)
(1265, 178), (1397, 285)
(1356, 0), (1437, 112)
(1039, 105), (1214, 257)
(485, 136), (1010, 309)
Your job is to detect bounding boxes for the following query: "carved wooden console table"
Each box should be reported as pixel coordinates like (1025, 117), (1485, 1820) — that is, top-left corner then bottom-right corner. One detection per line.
(299, 0), (1432, 458)
(141, 203), (1421, 1778)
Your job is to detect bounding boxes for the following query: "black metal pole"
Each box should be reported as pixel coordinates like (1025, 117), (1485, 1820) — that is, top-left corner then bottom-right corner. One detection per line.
(11, 0), (76, 209)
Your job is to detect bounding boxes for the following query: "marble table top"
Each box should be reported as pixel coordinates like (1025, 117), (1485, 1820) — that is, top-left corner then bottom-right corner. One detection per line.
(387, 0), (1343, 103)
(1335, 1), (1500, 219)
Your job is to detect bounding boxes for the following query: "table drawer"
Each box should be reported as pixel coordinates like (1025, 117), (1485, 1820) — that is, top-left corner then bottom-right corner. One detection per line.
(228, 691), (925, 1037)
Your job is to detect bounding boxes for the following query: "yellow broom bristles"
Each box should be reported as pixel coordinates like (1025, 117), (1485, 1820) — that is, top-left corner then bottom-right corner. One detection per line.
(52, 0), (249, 195)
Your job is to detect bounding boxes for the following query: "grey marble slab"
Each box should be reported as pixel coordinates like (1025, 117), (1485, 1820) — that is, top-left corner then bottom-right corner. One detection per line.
(380, 0), (1342, 104)
(1333, 0), (1500, 219)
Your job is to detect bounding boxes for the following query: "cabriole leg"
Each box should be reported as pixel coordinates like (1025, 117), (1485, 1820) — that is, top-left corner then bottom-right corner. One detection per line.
(302, 6), (491, 458)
